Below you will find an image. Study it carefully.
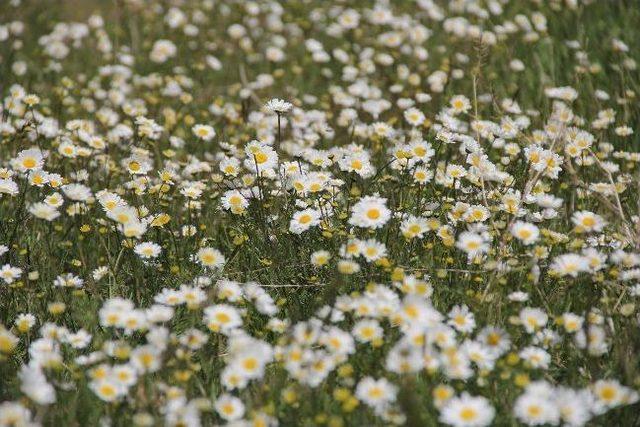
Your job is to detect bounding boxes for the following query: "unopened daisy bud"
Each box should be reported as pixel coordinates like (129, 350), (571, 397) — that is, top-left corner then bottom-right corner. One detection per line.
(0, 328), (19, 354)
(48, 301), (66, 315)
(620, 303), (635, 316)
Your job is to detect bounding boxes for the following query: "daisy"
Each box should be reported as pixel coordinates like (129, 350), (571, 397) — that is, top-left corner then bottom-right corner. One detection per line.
(215, 280), (243, 302)
(310, 250), (331, 267)
(221, 366), (249, 390)
(58, 141), (77, 158)
(13, 148), (44, 172)
(337, 260), (360, 275)
(221, 189), (249, 214)
(446, 164), (467, 180)
(401, 215), (429, 239)
(519, 307), (548, 333)
(121, 220), (148, 239)
(112, 364), (138, 388)
(338, 152), (375, 178)
(574, 325), (608, 356)
(440, 393), (495, 427)
(215, 394), (245, 421)
(462, 340), (496, 370)
(123, 155), (151, 176)
(0, 328), (19, 354)
(196, 247), (226, 270)
(456, 232), (489, 258)
(0, 402), (34, 426)
(348, 196), (391, 229)
(192, 124), (216, 141)
(360, 239), (387, 262)
(371, 121), (393, 138)
(90, 378), (126, 402)
(289, 208), (321, 234)
(321, 327), (355, 355)
(511, 221), (540, 245)
(550, 253), (589, 277)
(477, 327), (511, 357)
(53, 273), (84, 288)
(513, 392), (560, 426)
(447, 305), (476, 333)
(98, 191), (126, 213)
(149, 39), (177, 63)
(592, 380), (626, 409)
(0, 265), (22, 285)
(519, 346), (551, 369)
(413, 166), (433, 184)
(433, 385), (455, 409)
(409, 140), (435, 163)
(561, 312), (584, 333)
(572, 211), (606, 233)
(15, 314), (36, 333)
(450, 95), (472, 114)
(29, 170), (49, 186)
(556, 388), (592, 426)
(615, 126), (633, 136)
(29, 203), (60, 221)
(245, 141), (278, 173)
(44, 193), (64, 207)
(219, 157), (241, 176)
(134, 242), (162, 259)
(61, 183), (92, 201)
(130, 345), (162, 373)
(0, 178), (19, 196)
(63, 329), (92, 349)
(18, 364), (56, 405)
(463, 205), (490, 223)
(232, 352), (268, 380)
(179, 328), (209, 350)
(355, 377), (397, 410)
(352, 319), (383, 343)
(404, 107), (425, 127)
(265, 98), (292, 114)
(203, 304), (242, 334)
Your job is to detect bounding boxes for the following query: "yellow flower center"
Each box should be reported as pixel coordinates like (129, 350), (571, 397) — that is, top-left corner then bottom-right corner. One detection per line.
(255, 152), (268, 164)
(215, 312), (231, 323)
(581, 216), (595, 227)
(527, 405), (542, 417)
(201, 253), (217, 265)
(242, 358), (258, 371)
(23, 157), (37, 169)
(600, 386), (616, 401)
(298, 214), (312, 224)
(518, 229), (532, 239)
(368, 387), (383, 399)
(360, 327), (374, 339)
(466, 241), (480, 250)
(100, 384), (117, 398)
(366, 209), (380, 220)
(460, 407), (478, 421)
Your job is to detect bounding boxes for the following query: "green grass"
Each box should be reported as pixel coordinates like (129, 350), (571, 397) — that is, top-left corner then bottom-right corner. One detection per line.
(1, 0), (640, 426)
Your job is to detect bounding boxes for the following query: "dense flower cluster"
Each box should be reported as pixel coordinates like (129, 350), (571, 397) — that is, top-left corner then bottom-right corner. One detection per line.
(1, 0), (639, 426)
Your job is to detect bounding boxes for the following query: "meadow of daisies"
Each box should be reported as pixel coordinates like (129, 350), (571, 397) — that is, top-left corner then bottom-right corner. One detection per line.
(1, 0), (640, 426)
